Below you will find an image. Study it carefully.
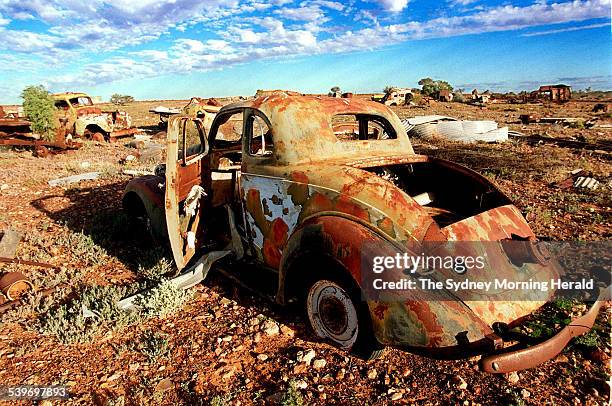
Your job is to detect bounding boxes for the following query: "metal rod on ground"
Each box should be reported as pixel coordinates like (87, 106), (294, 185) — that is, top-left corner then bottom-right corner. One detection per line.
(0, 257), (59, 269)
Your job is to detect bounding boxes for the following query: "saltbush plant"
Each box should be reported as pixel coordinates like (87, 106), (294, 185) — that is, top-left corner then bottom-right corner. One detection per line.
(21, 85), (56, 141)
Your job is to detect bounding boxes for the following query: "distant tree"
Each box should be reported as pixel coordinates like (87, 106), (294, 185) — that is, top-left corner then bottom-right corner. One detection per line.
(330, 86), (341, 93)
(418, 78), (435, 96)
(21, 85), (56, 141)
(418, 78), (453, 96)
(110, 94), (135, 105)
(437, 81), (453, 92)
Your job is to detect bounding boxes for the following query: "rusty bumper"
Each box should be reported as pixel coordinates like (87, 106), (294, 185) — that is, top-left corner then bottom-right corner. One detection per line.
(109, 127), (140, 138)
(480, 290), (609, 373)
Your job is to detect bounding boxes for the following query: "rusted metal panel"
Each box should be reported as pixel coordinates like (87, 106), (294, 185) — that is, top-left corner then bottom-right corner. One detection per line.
(225, 95), (415, 166)
(109, 127), (140, 138)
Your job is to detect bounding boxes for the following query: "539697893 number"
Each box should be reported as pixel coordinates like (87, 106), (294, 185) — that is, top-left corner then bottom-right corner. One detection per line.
(0, 385), (69, 400)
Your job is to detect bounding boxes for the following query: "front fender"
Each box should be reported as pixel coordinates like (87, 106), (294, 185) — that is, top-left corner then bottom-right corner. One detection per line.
(76, 116), (112, 136)
(122, 175), (167, 241)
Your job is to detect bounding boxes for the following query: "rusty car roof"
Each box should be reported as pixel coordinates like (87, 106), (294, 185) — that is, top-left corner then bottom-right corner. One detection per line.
(52, 92), (90, 99)
(220, 94), (415, 165)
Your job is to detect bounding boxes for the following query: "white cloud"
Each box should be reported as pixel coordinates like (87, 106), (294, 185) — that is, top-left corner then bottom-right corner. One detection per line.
(1, 0), (610, 92)
(448, 0), (479, 6)
(376, 0), (409, 13)
(311, 1), (345, 11)
(275, 5), (325, 21)
(130, 50), (169, 61)
(521, 21), (610, 36)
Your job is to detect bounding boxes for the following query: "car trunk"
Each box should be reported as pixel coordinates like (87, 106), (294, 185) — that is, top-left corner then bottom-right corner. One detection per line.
(364, 158), (513, 228)
(363, 158), (555, 325)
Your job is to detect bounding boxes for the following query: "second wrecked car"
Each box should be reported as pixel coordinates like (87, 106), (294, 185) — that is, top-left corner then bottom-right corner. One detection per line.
(53, 92), (138, 140)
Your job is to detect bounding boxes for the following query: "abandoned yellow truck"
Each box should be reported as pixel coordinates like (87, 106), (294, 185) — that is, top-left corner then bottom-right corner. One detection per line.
(52, 92), (138, 141)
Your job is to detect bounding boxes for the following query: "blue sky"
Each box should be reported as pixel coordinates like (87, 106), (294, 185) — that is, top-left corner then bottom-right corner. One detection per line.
(0, 0), (610, 103)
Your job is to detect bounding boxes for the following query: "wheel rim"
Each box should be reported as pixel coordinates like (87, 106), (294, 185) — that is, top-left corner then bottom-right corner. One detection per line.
(307, 280), (358, 349)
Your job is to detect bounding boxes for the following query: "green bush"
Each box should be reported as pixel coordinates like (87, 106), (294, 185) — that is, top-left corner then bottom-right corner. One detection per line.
(134, 279), (192, 318)
(137, 330), (170, 361)
(418, 77), (453, 97)
(21, 85), (56, 141)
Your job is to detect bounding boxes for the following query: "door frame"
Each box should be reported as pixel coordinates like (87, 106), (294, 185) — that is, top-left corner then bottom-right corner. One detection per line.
(165, 116), (209, 270)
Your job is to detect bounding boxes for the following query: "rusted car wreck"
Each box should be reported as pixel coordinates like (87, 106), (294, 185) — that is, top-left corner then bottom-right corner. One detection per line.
(53, 92), (138, 140)
(123, 94), (604, 373)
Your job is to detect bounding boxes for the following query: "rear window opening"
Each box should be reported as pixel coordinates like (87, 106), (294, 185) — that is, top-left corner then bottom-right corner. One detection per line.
(332, 114), (397, 141)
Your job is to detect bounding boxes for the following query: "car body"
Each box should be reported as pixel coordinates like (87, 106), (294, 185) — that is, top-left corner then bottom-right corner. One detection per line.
(149, 97), (221, 130)
(123, 94), (601, 372)
(378, 88), (412, 106)
(52, 92), (138, 140)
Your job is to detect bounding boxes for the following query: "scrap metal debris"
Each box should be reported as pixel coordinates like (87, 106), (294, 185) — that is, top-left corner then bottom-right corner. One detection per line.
(574, 175), (600, 190)
(123, 169), (155, 176)
(554, 169), (603, 190)
(0, 257), (58, 269)
(509, 131), (612, 152)
(519, 115), (585, 125)
(402, 116), (508, 143)
(48, 172), (100, 186)
(0, 228), (23, 258)
(0, 272), (33, 301)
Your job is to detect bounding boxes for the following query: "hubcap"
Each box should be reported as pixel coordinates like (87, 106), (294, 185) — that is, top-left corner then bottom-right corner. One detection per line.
(307, 280), (358, 349)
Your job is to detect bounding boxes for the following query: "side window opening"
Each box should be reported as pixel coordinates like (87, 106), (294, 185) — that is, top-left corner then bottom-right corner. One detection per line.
(78, 97), (93, 106)
(55, 100), (69, 110)
(178, 119), (207, 164)
(215, 111), (243, 144)
(331, 114), (397, 141)
(248, 114), (273, 157)
(211, 111), (244, 169)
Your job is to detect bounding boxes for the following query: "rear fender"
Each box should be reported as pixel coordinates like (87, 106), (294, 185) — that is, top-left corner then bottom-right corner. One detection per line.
(278, 215), (386, 305)
(278, 215), (493, 349)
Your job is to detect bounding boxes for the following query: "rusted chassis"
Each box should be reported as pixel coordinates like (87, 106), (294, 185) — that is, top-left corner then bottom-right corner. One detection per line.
(0, 118), (81, 152)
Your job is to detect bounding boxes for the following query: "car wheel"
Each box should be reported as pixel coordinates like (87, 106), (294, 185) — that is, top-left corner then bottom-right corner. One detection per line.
(306, 279), (384, 360)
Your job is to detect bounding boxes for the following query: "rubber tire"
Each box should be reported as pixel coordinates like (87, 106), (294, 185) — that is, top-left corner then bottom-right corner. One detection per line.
(305, 275), (384, 361)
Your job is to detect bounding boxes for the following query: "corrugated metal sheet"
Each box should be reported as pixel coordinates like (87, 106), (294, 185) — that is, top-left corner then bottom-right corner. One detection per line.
(401, 116), (508, 143)
(405, 115), (456, 125)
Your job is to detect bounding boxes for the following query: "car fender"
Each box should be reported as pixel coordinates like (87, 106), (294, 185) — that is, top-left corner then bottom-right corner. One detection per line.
(278, 214), (493, 350)
(122, 175), (167, 241)
(76, 116), (112, 136)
